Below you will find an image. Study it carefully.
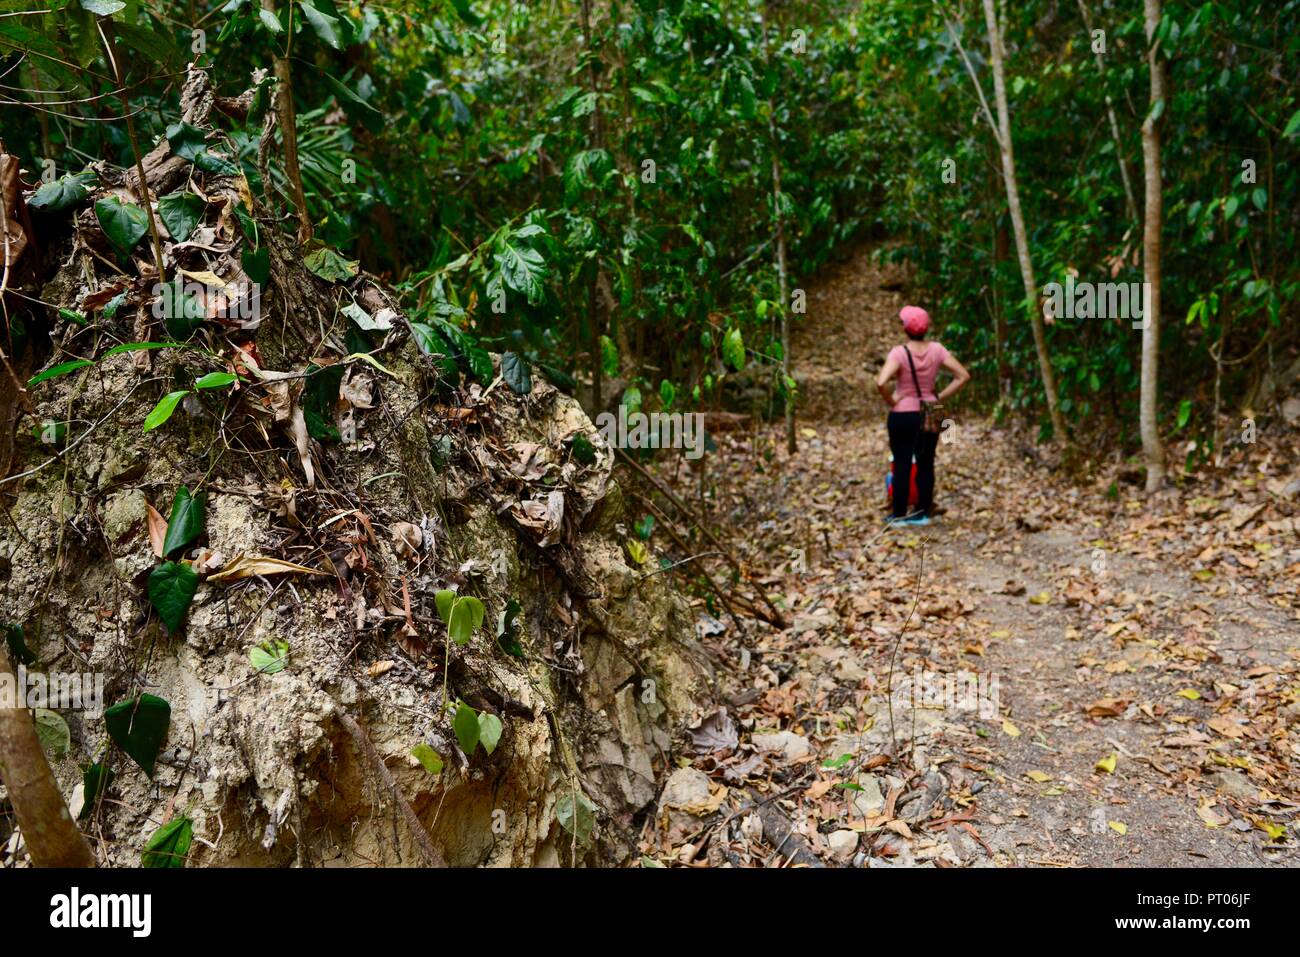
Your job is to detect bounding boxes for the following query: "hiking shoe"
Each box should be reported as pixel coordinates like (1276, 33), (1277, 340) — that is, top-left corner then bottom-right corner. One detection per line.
(902, 513), (932, 526)
(884, 515), (909, 527)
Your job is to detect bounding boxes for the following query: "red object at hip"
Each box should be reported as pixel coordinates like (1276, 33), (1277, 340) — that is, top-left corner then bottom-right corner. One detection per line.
(886, 459), (919, 508)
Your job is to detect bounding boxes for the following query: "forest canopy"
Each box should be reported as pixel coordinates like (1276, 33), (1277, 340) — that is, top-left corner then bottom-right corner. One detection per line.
(4, 0), (1294, 457)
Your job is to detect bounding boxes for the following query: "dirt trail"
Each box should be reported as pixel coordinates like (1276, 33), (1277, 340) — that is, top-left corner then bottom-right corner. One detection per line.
(675, 243), (1298, 868)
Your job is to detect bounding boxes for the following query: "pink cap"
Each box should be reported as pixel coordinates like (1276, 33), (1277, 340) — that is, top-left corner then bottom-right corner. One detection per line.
(899, 305), (930, 336)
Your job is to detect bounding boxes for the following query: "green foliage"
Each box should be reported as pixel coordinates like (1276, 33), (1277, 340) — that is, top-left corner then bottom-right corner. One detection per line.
(162, 486), (205, 558)
(496, 598), (524, 657)
(4, 623), (37, 667)
(148, 561), (198, 633)
(157, 192), (205, 243)
(477, 711), (503, 755)
(501, 351), (532, 394)
(34, 708), (70, 759)
(434, 590), (485, 645)
(452, 700), (480, 756)
(104, 694), (171, 778)
(79, 763), (115, 819)
(303, 242), (360, 282)
(28, 172), (96, 212)
(555, 789), (596, 845)
(250, 639), (290, 675)
(411, 743), (444, 775)
(142, 816), (193, 868)
(3, 0), (1294, 473)
(95, 197), (148, 254)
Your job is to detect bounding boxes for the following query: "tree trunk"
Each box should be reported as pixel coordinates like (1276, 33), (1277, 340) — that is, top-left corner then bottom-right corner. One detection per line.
(1139, 0), (1166, 490)
(0, 655), (96, 867)
(579, 0), (604, 408)
(1077, 0), (1140, 225)
(772, 131), (794, 455)
(981, 0), (1068, 443)
(264, 0), (312, 243)
(994, 214), (1011, 399)
(763, 5), (795, 455)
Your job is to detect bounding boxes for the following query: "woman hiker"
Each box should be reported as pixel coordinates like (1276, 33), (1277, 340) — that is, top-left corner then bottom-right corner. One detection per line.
(875, 305), (971, 526)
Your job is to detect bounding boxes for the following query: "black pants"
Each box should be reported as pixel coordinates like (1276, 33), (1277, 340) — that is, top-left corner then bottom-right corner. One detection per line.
(887, 411), (939, 518)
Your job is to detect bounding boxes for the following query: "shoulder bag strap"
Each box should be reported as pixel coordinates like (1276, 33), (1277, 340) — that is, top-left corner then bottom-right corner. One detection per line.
(903, 346), (923, 400)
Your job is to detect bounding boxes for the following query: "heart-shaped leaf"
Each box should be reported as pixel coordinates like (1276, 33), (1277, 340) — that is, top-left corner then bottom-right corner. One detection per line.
(142, 815), (192, 867)
(95, 196), (148, 254)
(165, 121), (208, 163)
(477, 712), (503, 755)
(453, 700), (480, 756)
(156, 191), (204, 243)
(34, 708), (70, 759)
(104, 693), (171, 777)
(156, 276), (206, 340)
(555, 790), (597, 844)
(28, 171), (95, 211)
(447, 595), (484, 645)
(162, 486), (205, 557)
(501, 351), (532, 394)
(434, 589), (456, 623)
(148, 561), (198, 633)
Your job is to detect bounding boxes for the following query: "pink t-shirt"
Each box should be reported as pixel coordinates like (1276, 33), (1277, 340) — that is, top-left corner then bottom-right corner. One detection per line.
(888, 342), (950, 412)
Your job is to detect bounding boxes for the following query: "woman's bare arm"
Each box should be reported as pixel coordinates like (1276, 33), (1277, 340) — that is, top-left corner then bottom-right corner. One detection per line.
(937, 352), (971, 402)
(875, 354), (900, 408)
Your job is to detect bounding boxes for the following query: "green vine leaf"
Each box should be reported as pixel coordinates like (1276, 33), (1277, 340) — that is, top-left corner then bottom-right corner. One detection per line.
(104, 693), (171, 778)
(411, 743), (444, 775)
(27, 171), (95, 212)
(79, 763), (115, 819)
(447, 595), (484, 645)
(303, 242), (359, 282)
(148, 561), (198, 633)
(495, 599), (524, 658)
(162, 486), (205, 558)
(4, 623), (37, 667)
(501, 351), (532, 394)
(453, 700), (480, 756)
(157, 191), (205, 243)
(94, 196), (149, 254)
(722, 327), (746, 371)
(34, 708), (70, 759)
(195, 371), (238, 389)
(556, 790), (597, 845)
(142, 815), (193, 868)
(477, 711), (503, 755)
